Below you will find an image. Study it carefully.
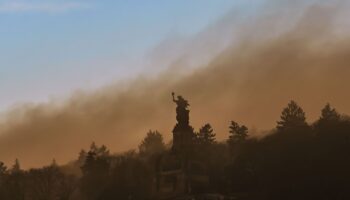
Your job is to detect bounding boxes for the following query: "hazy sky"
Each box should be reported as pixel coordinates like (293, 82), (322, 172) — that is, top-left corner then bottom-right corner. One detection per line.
(2, 0), (349, 168)
(0, 0), (261, 111)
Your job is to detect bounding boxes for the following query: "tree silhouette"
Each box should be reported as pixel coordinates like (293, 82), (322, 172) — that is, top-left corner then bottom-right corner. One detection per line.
(0, 161), (7, 198)
(26, 164), (65, 200)
(81, 143), (110, 175)
(6, 159), (25, 200)
(78, 149), (87, 166)
(11, 159), (21, 174)
(81, 151), (96, 175)
(51, 159), (58, 168)
(90, 142), (98, 154)
(320, 103), (340, 122)
(102, 153), (153, 199)
(96, 145), (110, 157)
(139, 130), (165, 156)
(277, 100), (307, 130)
(198, 123), (216, 145)
(228, 121), (248, 144)
(3, 98), (350, 200)
(81, 143), (110, 200)
(0, 161), (7, 175)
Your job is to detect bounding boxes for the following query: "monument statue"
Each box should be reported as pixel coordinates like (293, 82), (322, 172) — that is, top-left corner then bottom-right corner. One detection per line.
(172, 92), (190, 126)
(152, 93), (207, 198)
(171, 92), (194, 153)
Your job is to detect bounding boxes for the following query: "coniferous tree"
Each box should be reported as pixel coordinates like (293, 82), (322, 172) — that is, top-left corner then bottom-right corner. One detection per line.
(78, 149), (87, 166)
(51, 159), (58, 168)
(81, 151), (96, 175)
(320, 103), (340, 122)
(11, 159), (21, 174)
(6, 159), (25, 200)
(0, 161), (7, 175)
(96, 145), (110, 157)
(81, 143), (110, 200)
(277, 100), (308, 130)
(0, 161), (7, 194)
(139, 130), (165, 156)
(81, 143), (110, 175)
(198, 123), (216, 145)
(90, 142), (98, 153)
(228, 121), (248, 145)
(27, 165), (65, 200)
(315, 104), (347, 142)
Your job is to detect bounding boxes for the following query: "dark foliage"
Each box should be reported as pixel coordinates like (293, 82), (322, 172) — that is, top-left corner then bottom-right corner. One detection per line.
(197, 123), (216, 145)
(139, 130), (166, 157)
(1, 101), (350, 199)
(277, 100), (308, 131)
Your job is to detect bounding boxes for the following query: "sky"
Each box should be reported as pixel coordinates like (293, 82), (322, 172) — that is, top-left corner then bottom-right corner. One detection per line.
(2, 0), (350, 168)
(0, 0), (261, 112)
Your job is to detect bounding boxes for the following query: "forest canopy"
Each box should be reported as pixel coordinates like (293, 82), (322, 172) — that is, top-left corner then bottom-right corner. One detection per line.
(1, 101), (350, 200)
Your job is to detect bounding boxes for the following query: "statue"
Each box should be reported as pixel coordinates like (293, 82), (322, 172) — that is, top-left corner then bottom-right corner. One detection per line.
(172, 92), (190, 126)
(152, 93), (208, 198)
(172, 92), (189, 109)
(171, 92), (194, 153)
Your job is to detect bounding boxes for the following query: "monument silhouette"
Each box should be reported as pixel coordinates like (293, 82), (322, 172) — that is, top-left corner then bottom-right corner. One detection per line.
(172, 92), (195, 154)
(152, 93), (208, 199)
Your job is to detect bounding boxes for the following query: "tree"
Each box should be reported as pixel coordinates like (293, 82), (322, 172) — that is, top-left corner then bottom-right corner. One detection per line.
(10, 159), (21, 174)
(78, 149), (87, 166)
(51, 159), (58, 168)
(96, 145), (110, 157)
(198, 123), (216, 145)
(81, 143), (110, 176)
(0, 161), (7, 196)
(0, 162), (7, 175)
(228, 121), (248, 144)
(315, 104), (344, 137)
(320, 103), (340, 122)
(139, 130), (166, 156)
(81, 143), (110, 200)
(26, 165), (64, 200)
(5, 159), (25, 200)
(101, 153), (153, 199)
(277, 100), (308, 130)
(90, 142), (98, 154)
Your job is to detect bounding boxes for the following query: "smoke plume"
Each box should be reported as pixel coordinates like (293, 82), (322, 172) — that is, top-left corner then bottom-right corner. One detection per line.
(1, 1), (350, 168)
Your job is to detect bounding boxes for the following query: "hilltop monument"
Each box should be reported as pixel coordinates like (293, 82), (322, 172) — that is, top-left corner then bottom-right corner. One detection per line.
(172, 92), (195, 153)
(152, 93), (209, 199)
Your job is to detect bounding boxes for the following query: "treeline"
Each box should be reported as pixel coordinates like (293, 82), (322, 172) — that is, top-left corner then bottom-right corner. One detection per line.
(1, 101), (350, 199)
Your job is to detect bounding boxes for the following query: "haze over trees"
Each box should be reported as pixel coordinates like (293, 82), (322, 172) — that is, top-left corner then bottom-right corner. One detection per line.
(1, 100), (350, 199)
(139, 130), (166, 156)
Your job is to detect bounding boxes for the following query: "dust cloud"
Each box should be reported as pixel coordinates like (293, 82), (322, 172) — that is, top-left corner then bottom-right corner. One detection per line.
(1, 1), (350, 168)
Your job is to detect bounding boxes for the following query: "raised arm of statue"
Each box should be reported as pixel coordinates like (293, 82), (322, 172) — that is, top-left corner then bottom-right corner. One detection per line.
(172, 92), (177, 103)
(172, 92), (189, 108)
